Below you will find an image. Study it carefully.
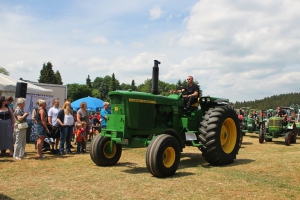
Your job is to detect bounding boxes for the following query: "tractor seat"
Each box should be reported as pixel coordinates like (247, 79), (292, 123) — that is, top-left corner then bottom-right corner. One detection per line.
(191, 98), (200, 107)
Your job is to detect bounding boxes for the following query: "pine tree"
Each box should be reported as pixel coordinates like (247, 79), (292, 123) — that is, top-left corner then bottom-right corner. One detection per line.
(38, 62), (63, 84)
(86, 75), (92, 88)
(130, 79), (137, 91)
(55, 70), (63, 85)
(110, 73), (117, 91)
(176, 79), (182, 89)
(38, 62), (56, 84)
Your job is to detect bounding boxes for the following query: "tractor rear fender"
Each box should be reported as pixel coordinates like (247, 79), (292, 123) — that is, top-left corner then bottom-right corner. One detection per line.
(200, 96), (229, 114)
(162, 130), (184, 151)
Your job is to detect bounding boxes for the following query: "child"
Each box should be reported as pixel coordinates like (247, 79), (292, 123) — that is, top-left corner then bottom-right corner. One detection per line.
(75, 122), (86, 154)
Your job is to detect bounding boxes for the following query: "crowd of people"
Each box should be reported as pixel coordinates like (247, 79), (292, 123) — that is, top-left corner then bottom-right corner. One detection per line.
(0, 95), (111, 160)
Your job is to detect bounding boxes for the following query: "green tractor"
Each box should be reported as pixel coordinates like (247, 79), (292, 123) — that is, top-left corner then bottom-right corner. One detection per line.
(90, 60), (241, 177)
(260, 107), (297, 145)
(290, 104), (300, 134)
(242, 109), (265, 135)
(237, 107), (250, 136)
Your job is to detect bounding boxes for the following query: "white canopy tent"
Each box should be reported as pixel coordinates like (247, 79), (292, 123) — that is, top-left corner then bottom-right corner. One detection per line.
(0, 73), (55, 141)
(0, 73), (53, 97)
(0, 73), (54, 118)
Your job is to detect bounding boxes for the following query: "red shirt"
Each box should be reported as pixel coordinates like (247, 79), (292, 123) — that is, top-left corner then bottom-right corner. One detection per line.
(76, 128), (86, 142)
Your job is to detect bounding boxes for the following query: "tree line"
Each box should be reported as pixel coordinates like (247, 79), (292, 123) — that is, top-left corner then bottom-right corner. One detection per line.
(67, 74), (203, 102)
(2, 63), (298, 108)
(233, 92), (300, 110)
(7, 62), (202, 102)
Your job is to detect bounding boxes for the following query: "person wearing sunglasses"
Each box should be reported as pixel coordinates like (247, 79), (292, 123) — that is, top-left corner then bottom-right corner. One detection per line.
(170, 76), (199, 111)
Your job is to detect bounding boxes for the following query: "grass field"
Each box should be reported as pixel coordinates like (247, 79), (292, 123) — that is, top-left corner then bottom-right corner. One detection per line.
(0, 133), (300, 200)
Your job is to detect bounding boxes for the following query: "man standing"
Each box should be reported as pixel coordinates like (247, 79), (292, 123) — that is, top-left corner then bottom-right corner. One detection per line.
(100, 102), (111, 130)
(48, 99), (60, 153)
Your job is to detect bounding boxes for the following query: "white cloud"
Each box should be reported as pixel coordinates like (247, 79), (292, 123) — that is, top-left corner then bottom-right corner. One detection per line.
(1, 0), (300, 102)
(149, 5), (162, 20)
(90, 36), (109, 44)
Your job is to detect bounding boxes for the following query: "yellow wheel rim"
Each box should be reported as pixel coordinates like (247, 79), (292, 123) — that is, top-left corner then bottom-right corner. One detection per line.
(103, 141), (117, 158)
(220, 118), (237, 154)
(163, 147), (175, 168)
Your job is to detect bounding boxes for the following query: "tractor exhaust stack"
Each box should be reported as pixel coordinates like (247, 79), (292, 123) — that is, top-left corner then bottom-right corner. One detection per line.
(151, 60), (160, 95)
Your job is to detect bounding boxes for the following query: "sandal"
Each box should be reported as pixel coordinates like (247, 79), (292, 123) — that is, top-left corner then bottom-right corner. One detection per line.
(15, 157), (22, 160)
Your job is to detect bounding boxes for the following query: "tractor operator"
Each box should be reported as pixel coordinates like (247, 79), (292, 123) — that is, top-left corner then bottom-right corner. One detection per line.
(170, 76), (199, 111)
(276, 106), (287, 118)
(276, 106), (288, 126)
(250, 110), (258, 125)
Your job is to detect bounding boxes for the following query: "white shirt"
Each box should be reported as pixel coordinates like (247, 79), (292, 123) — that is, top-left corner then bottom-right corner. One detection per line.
(48, 106), (61, 126)
(64, 113), (74, 126)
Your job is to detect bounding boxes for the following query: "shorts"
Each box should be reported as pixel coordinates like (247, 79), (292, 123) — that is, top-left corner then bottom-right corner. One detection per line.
(35, 124), (47, 137)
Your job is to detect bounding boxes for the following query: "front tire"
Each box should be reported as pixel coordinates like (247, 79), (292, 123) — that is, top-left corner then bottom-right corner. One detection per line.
(90, 134), (122, 166)
(285, 132), (291, 146)
(146, 134), (181, 177)
(199, 106), (240, 165)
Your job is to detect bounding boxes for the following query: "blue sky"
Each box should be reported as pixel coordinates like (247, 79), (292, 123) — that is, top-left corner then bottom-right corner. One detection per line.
(1, 0), (300, 102)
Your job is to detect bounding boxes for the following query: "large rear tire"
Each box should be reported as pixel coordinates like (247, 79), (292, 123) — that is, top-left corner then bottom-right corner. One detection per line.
(146, 134), (181, 177)
(198, 106), (240, 165)
(90, 134), (122, 166)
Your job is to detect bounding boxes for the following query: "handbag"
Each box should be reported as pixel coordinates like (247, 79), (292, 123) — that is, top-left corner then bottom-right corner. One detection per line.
(18, 122), (29, 130)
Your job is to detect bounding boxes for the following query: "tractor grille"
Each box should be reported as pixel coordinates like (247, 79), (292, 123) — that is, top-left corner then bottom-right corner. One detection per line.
(268, 119), (281, 127)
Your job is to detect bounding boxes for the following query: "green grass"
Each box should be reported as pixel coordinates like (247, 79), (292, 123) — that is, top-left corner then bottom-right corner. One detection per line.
(0, 133), (300, 200)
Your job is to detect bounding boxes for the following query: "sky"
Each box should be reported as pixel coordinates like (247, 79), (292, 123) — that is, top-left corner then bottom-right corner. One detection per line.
(1, 0), (300, 102)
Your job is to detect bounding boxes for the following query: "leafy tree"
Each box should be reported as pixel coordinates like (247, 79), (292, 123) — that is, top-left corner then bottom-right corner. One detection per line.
(86, 75), (92, 88)
(0, 67), (9, 75)
(91, 89), (101, 99)
(54, 70), (63, 85)
(93, 77), (104, 89)
(67, 83), (92, 102)
(100, 76), (112, 100)
(137, 79), (176, 96)
(137, 79), (151, 93)
(38, 62), (62, 84)
(120, 83), (131, 90)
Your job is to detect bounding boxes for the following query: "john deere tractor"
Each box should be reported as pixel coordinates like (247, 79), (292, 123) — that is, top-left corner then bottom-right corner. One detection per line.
(290, 104), (300, 134)
(242, 109), (265, 135)
(260, 107), (297, 145)
(90, 60), (241, 177)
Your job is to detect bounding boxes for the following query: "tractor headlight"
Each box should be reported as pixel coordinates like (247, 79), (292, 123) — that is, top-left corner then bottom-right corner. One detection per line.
(202, 98), (205, 102)
(207, 98), (210, 102)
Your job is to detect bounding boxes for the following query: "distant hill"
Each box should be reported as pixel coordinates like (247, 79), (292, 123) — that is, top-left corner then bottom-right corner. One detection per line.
(233, 92), (300, 109)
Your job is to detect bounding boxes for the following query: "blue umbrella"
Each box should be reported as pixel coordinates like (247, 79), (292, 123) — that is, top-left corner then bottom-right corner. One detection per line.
(71, 96), (104, 111)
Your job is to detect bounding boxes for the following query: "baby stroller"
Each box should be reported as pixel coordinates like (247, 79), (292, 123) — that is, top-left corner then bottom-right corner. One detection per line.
(35, 125), (56, 154)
